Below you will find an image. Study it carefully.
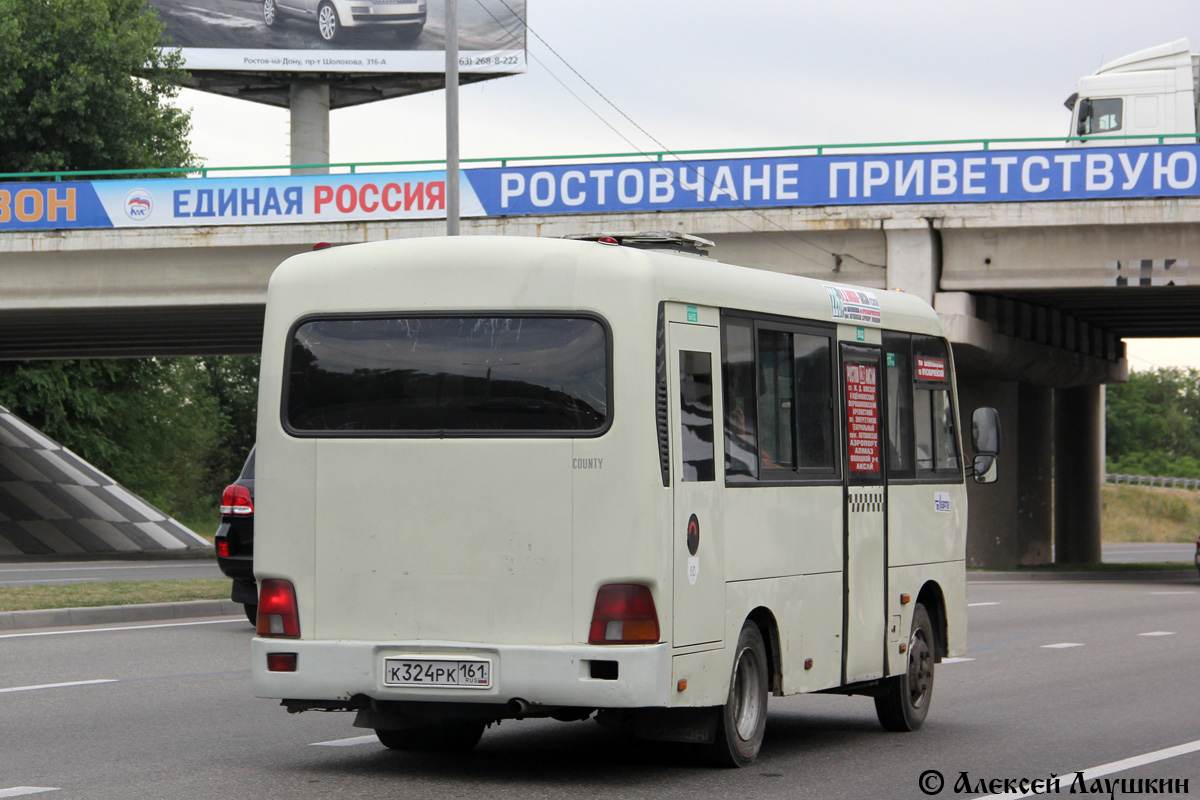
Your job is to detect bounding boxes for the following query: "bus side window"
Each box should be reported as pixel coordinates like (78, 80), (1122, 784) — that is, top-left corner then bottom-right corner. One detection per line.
(680, 350), (716, 482)
(912, 336), (960, 476)
(883, 332), (915, 478)
(757, 328), (795, 471)
(793, 332), (834, 470)
(722, 318), (758, 479)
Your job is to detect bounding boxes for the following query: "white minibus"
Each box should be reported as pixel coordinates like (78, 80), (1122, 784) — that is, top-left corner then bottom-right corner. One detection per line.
(251, 233), (999, 766)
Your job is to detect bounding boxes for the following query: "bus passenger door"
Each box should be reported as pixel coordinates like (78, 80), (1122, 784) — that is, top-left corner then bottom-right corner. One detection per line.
(840, 344), (887, 684)
(668, 321), (725, 649)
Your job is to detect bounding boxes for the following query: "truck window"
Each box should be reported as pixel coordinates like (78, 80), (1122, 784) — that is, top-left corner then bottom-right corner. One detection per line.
(285, 315), (610, 435)
(1079, 97), (1123, 135)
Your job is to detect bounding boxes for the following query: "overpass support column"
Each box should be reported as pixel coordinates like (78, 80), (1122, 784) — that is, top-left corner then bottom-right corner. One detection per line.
(290, 83), (330, 176)
(957, 378), (1054, 568)
(1053, 385), (1103, 563)
(1016, 384), (1053, 565)
(958, 378), (1019, 567)
(884, 220), (939, 305)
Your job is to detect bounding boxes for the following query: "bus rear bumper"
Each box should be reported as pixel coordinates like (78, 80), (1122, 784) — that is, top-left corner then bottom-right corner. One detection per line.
(252, 637), (674, 709)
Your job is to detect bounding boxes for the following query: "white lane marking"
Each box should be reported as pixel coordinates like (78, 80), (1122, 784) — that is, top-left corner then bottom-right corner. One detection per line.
(1139, 631), (1176, 637)
(978, 737), (1200, 799)
(968, 602), (1000, 607)
(1041, 642), (1084, 649)
(311, 735), (379, 747)
(0, 618), (242, 639)
(1151, 591), (1196, 595)
(0, 788), (59, 798)
(0, 679), (116, 694)
(941, 657), (975, 664)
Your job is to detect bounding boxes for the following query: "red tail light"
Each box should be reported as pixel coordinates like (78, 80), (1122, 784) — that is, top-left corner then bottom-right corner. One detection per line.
(589, 584), (660, 644)
(266, 652), (298, 672)
(257, 579), (300, 638)
(216, 540), (230, 558)
(220, 485), (254, 516)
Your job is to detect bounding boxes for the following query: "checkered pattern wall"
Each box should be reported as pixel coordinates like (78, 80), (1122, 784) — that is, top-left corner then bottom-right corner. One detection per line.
(0, 407), (208, 555)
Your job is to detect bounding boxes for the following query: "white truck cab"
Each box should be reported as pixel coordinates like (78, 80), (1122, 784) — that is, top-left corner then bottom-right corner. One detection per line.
(1066, 38), (1199, 146)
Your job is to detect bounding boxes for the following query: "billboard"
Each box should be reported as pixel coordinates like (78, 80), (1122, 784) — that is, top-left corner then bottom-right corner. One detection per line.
(3, 145), (1199, 231)
(147, 0), (526, 75)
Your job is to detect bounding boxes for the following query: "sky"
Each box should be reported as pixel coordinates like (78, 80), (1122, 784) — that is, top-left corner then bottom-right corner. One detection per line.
(174, 0), (1199, 370)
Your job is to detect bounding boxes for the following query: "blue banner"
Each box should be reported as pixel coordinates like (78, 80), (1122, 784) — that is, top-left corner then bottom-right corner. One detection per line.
(469, 145), (1200, 215)
(2, 145), (1198, 231)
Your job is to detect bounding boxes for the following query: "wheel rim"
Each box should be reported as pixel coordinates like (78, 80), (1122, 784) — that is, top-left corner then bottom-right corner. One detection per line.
(263, 0), (275, 24)
(318, 6), (337, 39)
(907, 626), (933, 709)
(731, 646), (763, 741)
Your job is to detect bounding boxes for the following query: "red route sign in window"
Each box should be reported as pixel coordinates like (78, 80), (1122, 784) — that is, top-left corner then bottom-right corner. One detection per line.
(916, 356), (946, 382)
(845, 363), (879, 473)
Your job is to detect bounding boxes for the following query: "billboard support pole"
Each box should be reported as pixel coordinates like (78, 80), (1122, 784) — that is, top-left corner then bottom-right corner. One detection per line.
(290, 83), (331, 176)
(445, 0), (460, 235)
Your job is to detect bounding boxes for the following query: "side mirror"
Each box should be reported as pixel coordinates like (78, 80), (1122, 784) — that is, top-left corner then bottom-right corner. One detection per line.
(971, 407), (1001, 485)
(1076, 98), (1092, 137)
(973, 453), (998, 484)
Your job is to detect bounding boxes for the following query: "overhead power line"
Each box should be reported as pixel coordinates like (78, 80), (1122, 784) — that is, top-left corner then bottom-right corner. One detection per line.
(472, 0), (886, 273)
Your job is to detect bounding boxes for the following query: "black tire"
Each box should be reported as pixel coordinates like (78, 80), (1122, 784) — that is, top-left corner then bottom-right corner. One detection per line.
(875, 603), (935, 732)
(376, 720), (485, 752)
(316, 1), (340, 42)
(706, 622), (769, 767)
(243, 603), (258, 625)
(262, 0), (278, 27)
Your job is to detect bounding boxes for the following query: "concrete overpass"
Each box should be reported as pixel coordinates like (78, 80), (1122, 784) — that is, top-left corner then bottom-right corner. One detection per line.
(3, 144), (1200, 566)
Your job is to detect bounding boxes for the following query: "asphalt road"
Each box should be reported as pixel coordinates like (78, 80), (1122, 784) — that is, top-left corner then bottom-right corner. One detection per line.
(1102, 542), (1196, 564)
(0, 560), (222, 588)
(2, 577), (1198, 799)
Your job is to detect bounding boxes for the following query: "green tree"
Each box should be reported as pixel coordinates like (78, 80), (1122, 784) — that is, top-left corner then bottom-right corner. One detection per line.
(0, 0), (194, 174)
(1106, 367), (1200, 479)
(0, 356), (258, 530)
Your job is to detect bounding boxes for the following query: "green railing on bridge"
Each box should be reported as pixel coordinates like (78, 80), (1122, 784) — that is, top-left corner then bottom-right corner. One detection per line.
(1, 132), (1196, 183)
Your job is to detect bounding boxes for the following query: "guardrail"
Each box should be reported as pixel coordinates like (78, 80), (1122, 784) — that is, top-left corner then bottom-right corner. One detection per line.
(1106, 473), (1200, 490)
(1, 132), (1197, 182)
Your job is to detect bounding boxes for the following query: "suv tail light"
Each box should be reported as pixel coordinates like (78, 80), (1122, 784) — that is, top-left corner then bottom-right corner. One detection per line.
(257, 579), (300, 638)
(588, 584), (660, 644)
(221, 484), (254, 516)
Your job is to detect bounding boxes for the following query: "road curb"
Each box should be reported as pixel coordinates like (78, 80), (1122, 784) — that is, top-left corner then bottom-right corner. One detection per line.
(0, 599), (245, 632)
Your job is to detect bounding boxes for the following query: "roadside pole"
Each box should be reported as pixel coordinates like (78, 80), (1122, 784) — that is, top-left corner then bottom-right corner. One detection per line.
(445, 0), (460, 235)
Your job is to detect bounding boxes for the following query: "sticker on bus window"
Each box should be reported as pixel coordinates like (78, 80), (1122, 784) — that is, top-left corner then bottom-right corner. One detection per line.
(916, 356), (946, 382)
(825, 286), (881, 325)
(845, 363), (880, 473)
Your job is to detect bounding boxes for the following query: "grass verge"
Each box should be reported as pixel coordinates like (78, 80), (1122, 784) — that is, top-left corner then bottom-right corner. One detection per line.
(1103, 485), (1200, 543)
(0, 578), (230, 613)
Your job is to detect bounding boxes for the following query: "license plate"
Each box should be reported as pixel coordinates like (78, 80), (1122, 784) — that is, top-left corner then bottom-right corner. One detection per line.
(383, 658), (491, 689)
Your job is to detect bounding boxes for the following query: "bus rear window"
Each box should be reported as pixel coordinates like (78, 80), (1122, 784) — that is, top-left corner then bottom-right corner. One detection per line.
(285, 316), (610, 435)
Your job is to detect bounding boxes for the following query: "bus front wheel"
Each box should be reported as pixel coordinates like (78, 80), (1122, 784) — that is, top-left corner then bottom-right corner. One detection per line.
(875, 603), (935, 732)
(707, 622), (769, 767)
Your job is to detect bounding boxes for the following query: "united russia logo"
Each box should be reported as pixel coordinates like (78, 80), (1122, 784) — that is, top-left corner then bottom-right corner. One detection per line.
(123, 189), (153, 220)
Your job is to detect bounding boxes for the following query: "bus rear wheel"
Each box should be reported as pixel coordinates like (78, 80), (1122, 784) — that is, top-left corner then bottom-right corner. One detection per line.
(376, 720), (486, 752)
(707, 622), (768, 767)
(875, 603), (935, 731)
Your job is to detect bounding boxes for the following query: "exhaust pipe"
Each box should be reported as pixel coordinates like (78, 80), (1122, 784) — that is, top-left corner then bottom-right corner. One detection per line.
(507, 698), (531, 717)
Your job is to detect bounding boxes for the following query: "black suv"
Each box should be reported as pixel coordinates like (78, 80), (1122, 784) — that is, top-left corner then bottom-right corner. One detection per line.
(215, 447), (256, 623)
